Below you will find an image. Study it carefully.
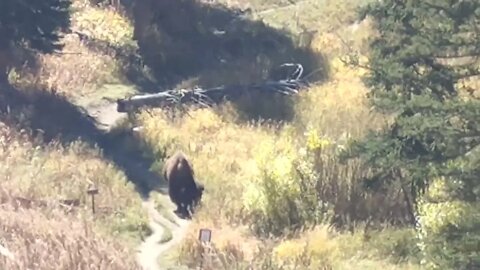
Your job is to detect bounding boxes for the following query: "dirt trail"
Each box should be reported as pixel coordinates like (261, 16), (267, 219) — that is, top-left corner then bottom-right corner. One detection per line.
(137, 200), (190, 270)
(85, 101), (191, 270)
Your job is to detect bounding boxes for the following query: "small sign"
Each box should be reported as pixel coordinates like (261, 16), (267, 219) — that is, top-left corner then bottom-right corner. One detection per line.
(198, 228), (212, 243)
(87, 185), (99, 195)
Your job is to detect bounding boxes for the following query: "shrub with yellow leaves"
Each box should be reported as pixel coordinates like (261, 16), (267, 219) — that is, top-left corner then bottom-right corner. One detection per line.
(242, 129), (338, 236)
(272, 226), (343, 269)
(305, 127), (331, 152)
(242, 136), (300, 231)
(273, 240), (309, 267)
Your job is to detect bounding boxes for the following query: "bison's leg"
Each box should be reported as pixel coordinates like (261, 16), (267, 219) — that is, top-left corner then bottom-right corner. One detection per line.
(171, 188), (191, 218)
(188, 184), (203, 213)
(182, 198), (198, 219)
(169, 183), (186, 211)
(173, 203), (182, 214)
(173, 202), (191, 219)
(169, 192), (182, 213)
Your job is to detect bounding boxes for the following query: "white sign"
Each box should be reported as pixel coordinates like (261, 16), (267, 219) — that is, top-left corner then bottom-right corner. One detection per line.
(198, 228), (212, 243)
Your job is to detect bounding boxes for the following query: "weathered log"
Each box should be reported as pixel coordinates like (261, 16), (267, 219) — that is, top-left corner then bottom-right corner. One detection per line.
(117, 63), (309, 113)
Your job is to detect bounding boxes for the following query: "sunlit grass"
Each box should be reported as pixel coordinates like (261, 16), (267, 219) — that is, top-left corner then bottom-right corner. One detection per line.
(0, 206), (142, 270)
(1, 0), (433, 269)
(133, 60), (408, 268)
(0, 122), (149, 247)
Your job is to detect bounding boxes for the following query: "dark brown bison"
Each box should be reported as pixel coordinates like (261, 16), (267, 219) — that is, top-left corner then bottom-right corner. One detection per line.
(162, 151), (204, 218)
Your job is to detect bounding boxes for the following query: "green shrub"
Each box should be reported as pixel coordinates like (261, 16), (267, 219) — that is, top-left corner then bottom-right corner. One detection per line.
(417, 177), (480, 270)
(364, 228), (420, 263)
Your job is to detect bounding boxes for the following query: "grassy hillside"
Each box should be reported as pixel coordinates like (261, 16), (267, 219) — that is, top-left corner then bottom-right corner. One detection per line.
(1, 0), (431, 269)
(134, 52), (419, 270)
(0, 115), (148, 268)
(1, 3), (149, 268)
(9, 0), (142, 108)
(128, 1), (420, 269)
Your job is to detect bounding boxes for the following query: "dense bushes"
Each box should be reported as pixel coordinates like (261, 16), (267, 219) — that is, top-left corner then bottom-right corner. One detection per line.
(240, 126), (412, 236)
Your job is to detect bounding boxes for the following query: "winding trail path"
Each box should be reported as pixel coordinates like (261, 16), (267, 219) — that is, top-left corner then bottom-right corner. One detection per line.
(136, 199), (190, 270)
(86, 100), (191, 270)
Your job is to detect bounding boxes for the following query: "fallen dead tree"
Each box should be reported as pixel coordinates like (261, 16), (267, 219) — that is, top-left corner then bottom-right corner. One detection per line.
(116, 63), (309, 113)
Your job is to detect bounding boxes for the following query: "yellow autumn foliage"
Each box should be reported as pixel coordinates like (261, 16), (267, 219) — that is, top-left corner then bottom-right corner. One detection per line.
(272, 226), (345, 268)
(273, 240), (307, 264)
(243, 136), (299, 214)
(73, 3), (134, 46)
(305, 127), (332, 151)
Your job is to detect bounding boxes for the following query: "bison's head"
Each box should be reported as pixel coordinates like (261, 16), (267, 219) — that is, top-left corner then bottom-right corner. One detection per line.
(193, 182), (205, 206)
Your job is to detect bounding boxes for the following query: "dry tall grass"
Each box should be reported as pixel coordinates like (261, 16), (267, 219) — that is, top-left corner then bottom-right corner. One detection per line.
(1, 0), (424, 269)
(0, 122), (148, 260)
(133, 59), (413, 267)
(10, 0), (136, 104)
(2, 2), (151, 269)
(0, 206), (142, 270)
(129, 8), (414, 265)
(172, 222), (419, 269)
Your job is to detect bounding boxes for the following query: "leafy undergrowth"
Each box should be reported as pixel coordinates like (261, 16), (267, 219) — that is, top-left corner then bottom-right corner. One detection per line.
(174, 224), (420, 270)
(132, 56), (419, 268)
(0, 122), (148, 268)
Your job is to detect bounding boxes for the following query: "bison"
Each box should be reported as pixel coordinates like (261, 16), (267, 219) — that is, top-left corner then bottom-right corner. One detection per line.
(162, 151), (204, 218)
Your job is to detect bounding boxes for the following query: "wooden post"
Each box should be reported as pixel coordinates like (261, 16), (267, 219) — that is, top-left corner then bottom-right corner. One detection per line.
(87, 185), (99, 215)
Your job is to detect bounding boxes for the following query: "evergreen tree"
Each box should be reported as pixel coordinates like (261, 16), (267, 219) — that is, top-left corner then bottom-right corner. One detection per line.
(0, 0), (71, 83)
(343, 1), (480, 269)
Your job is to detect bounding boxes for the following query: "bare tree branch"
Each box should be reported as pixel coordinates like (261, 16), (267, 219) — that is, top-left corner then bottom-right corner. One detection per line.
(117, 63), (309, 113)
